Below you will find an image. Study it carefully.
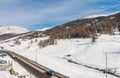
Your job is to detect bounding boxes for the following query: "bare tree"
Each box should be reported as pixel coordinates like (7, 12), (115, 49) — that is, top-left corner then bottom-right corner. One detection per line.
(14, 39), (21, 45)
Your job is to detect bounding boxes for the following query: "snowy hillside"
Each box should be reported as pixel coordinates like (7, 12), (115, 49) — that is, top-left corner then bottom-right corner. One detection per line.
(1, 34), (120, 78)
(0, 26), (28, 35)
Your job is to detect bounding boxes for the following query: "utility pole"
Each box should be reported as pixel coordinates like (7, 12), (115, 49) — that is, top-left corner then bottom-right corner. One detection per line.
(103, 52), (108, 78)
(36, 48), (37, 63)
(105, 53), (107, 78)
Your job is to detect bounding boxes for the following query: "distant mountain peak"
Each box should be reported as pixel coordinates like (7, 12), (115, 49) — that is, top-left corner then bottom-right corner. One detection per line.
(0, 26), (29, 35)
(85, 11), (120, 19)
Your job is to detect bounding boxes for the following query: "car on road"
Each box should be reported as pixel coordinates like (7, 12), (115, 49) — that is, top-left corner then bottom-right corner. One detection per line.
(47, 70), (56, 76)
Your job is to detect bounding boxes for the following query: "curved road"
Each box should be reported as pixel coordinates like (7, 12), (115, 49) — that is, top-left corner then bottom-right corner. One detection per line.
(1, 50), (69, 78)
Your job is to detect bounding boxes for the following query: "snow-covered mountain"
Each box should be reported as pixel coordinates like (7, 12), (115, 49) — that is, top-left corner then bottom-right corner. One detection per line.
(44, 11), (120, 39)
(85, 11), (120, 18)
(1, 11), (120, 78)
(0, 26), (28, 35)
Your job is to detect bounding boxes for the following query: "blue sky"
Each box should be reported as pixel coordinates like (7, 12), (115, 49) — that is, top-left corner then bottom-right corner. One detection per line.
(0, 0), (120, 30)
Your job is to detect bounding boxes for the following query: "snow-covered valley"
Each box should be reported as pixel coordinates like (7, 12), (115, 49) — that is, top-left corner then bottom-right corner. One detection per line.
(1, 34), (120, 78)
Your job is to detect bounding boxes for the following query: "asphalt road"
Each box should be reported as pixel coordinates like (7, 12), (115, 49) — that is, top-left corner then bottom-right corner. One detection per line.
(1, 50), (69, 78)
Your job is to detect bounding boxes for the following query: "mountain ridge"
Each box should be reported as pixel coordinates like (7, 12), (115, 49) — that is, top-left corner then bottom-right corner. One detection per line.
(44, 11), (120, 39)
(0, 26), (29, 41)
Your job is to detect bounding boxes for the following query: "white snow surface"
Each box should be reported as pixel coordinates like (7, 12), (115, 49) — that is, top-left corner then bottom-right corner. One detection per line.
(0, 26), (28, 35)
(85, 11), (120, 19)
(1, 34), (120, 78)
(38, 27), (51, 31)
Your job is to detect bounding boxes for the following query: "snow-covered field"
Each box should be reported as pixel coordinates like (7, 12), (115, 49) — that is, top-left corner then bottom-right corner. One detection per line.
(1, 34), (120, 78)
